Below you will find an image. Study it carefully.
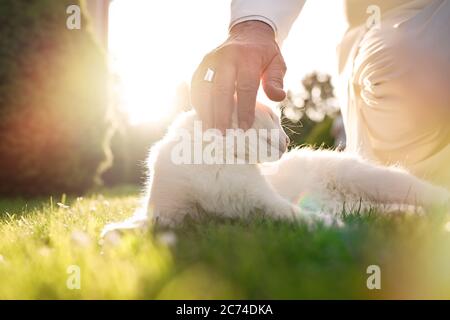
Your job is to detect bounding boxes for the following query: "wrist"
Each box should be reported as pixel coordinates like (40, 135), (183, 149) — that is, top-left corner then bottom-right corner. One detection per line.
(229, 20), (275, 40)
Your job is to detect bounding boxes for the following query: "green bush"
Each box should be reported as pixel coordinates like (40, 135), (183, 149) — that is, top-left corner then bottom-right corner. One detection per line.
(304, 115), (335, 149)
(0, 0), (111, 196)
(280, 72), (340, 149)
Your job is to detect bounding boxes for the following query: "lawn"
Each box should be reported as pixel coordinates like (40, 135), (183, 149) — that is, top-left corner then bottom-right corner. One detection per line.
(1, 186), (450, 299)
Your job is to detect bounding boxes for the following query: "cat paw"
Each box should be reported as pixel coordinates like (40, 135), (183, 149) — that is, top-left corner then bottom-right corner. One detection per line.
(262, 201), (301, 221)
(300, 211), (344, 228)
(265, 202), (344, 228)
(315, 212), (344, 227)
(100, 216), (149, 239)
(287, 203), (344, 228)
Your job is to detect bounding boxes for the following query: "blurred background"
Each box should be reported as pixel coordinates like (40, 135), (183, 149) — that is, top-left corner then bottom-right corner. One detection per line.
(0, 0), (348, 196)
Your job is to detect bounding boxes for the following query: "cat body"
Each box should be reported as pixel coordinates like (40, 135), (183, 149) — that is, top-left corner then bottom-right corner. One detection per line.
(140, 104), (449, 226)
(103, 103), (449, 233)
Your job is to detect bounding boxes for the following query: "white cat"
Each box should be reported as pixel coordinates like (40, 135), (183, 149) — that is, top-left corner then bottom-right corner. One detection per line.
(102, 103), (449, 233)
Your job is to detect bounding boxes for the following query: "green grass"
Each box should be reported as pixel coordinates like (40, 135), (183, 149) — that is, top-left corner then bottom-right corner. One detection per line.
(1, 186), (450, 299)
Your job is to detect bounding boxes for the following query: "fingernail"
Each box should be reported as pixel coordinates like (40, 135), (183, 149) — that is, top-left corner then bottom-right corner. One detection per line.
(216, 125), (226, 136)
(239, 121), (249, 131)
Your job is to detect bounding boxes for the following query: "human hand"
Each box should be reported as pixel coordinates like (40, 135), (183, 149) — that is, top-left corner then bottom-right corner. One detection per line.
(191, 20), (287, 132)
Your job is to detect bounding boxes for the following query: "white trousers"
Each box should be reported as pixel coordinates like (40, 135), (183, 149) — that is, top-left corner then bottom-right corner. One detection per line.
(338, 0), (450, 188)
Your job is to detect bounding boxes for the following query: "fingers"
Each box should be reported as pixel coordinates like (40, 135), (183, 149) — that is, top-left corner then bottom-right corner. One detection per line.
(236, 63), (259, 130)
(213, 63), (236, 134)
(191, 56), (215, 129)
(191, 80), (213, 129)
(192, 35), (285, 133)
(191, 51), (236, 133)
(262, 53), (287, 102)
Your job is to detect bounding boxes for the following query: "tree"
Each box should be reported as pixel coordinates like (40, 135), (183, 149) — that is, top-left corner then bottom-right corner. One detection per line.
(0, 0), (112, 195)
(280, 72), (340, 149)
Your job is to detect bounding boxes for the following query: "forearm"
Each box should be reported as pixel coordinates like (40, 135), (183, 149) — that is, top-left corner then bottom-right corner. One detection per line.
(230, 0), (306, 45)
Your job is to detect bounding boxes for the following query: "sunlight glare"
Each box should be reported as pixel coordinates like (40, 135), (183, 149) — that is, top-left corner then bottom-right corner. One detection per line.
(108, 0), (346, 125)
(108, 0), (229, 125)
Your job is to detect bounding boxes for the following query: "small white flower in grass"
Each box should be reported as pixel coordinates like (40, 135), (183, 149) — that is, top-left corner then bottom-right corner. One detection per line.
(38, 246), (52, 257)
(444, 221), (450, 232)
(0, 254), (6, 264)
(71, 230), (92, 247)
(57, 202), (69, 209)
(157, 231), (177, 247)
(102, 230), (122, 247)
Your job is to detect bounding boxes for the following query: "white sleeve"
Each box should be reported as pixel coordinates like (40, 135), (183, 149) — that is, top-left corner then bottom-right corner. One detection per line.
(230, 0), (306, 45)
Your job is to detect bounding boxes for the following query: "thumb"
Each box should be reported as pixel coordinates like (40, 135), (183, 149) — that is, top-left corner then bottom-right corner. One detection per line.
(262, 54), (287, 102)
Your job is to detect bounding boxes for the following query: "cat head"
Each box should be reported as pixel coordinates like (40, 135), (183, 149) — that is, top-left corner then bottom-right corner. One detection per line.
(168, 102), (290, 165)
(229, 102), (290, 160)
